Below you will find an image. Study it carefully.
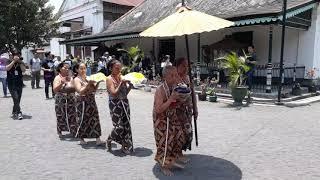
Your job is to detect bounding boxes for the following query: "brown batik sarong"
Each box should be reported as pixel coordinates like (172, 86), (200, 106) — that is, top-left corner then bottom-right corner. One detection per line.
(176, 98), (193, 151)
(153, 108), (185, 167)
(55, 93), (78, 136)
(108, 98), (133, 152)
(75, 94), (101, 138)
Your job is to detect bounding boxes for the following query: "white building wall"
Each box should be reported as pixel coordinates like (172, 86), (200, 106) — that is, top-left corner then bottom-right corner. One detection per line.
(59, 1), (104, 34)
(51, 0), (104, 60)
(312, 5), (320, 78)
(174, 25), (303, 67)
(253, 26), (300, 66)
(21, 47), (33, 64)
(50, 38), (67, 60)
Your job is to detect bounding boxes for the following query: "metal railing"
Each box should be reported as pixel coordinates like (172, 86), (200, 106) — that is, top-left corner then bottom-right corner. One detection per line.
(193, 64), (305, 93)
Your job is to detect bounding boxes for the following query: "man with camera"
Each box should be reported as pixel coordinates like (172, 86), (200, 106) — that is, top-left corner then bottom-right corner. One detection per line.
(5, 52), (26, 120)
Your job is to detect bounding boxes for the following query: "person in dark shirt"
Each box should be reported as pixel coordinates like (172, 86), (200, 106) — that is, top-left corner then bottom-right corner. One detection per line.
(42, 52), (55, 99)
(245, 45), (257, 90)
(6, 52), (26, 120)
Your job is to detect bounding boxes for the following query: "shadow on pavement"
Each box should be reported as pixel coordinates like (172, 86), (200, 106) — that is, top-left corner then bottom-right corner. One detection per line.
(131, 147), (153, 157)
(108, 146), (153, 157)
(79, 141), (106, 150)
(59, 133), (79, 142)
(10, 114), (32, 120)
(22, 115), (32, 120)
(109, 149), (127, 157)
(152, 154), (242, 180)
(220, 103), (250, 110)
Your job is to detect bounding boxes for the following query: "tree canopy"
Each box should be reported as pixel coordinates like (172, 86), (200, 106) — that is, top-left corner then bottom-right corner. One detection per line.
(0, 0), (59, 51)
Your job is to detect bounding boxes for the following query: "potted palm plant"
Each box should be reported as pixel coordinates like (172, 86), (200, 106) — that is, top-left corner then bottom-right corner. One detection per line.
(118, 46), (145, 75)
(292, 83), (302, 95)
(218, 52), (250, 105)
(206, 87), (217, 102)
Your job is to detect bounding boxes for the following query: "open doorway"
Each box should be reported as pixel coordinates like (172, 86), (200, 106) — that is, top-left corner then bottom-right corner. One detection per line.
(158, 39), (175, 63)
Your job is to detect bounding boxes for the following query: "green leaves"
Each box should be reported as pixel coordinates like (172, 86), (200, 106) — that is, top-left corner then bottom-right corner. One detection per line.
(118, 46), (144, 75)
(0, 0), (59, 51)
(206, 87), (216, 96)
(218, 52), (250, 88)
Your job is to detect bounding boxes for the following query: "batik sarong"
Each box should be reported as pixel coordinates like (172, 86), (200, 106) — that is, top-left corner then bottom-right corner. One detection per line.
(153, 107), (185, 167)
(108, 98), (133, 152)
(75, 94), (101, 138)
(153, 84), (185, 168)
(176, 97), (193, 151)
(55, 93), (77, 136)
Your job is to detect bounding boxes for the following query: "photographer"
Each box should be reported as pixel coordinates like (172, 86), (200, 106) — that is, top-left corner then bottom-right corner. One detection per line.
(6, 52), (26, 120)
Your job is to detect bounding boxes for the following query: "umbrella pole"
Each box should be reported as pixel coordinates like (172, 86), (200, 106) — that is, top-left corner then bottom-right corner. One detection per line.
(185, 35), (199, 147)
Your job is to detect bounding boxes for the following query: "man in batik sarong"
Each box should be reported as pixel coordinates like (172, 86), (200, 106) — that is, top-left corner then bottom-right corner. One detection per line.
(153, 65), (186, 176)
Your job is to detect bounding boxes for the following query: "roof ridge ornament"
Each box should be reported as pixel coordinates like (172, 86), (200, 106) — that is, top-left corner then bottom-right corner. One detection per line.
(177, 6), (192, 13)
(176, 0), (192, 13)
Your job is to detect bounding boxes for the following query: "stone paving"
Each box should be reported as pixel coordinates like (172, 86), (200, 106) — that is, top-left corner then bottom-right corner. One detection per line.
(1, 83), (320, 180)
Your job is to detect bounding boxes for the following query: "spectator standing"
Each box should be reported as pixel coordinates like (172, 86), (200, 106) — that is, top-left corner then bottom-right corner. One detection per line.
(85, 57), (93, 76)
(245, 45), (257, 90)
(42, 52), (55, 99)
(30, 52), (42, 89)
(0, 53), (8, 97)
(54, 56), (62, 68)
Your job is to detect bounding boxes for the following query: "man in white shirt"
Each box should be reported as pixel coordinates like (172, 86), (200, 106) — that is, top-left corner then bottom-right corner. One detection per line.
(164, 55), (172, 66)
(0, 53), (8, 97)
(53, 56), (62, 68)
(102, 52), (110, 62)
(29, 53), (41, 89)
(97, 59), (104, 72)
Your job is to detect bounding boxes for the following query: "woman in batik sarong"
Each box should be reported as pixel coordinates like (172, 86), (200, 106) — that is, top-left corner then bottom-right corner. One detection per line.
(153, 65), (186, 176)
(106, 60), (134, 154)
(53, 62), (77, 138)
(73, 63), (104, 145)
(175, 57), (198, 160)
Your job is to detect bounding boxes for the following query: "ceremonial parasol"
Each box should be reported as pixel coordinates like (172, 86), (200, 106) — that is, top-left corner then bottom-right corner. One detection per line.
(123, 72), (146, 85)
(88, 72), (108, 82)
(140, 0), (234, 146)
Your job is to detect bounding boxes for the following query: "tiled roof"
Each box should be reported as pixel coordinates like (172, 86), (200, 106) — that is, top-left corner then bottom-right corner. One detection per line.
(103, 0), (144, 6)
(62, 0), (318, 45)
(103, 0), (316, 35)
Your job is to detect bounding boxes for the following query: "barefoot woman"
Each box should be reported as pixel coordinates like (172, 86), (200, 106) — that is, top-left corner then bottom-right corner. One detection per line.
(53, 62), (77, 138)
(106, 60), (134, 154)
(73, 63), (104, 145)
(153, 65), (185, 176)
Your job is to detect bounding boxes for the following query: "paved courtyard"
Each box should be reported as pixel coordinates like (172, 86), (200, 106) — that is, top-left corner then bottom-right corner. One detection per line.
(1, 83), (320, 180)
